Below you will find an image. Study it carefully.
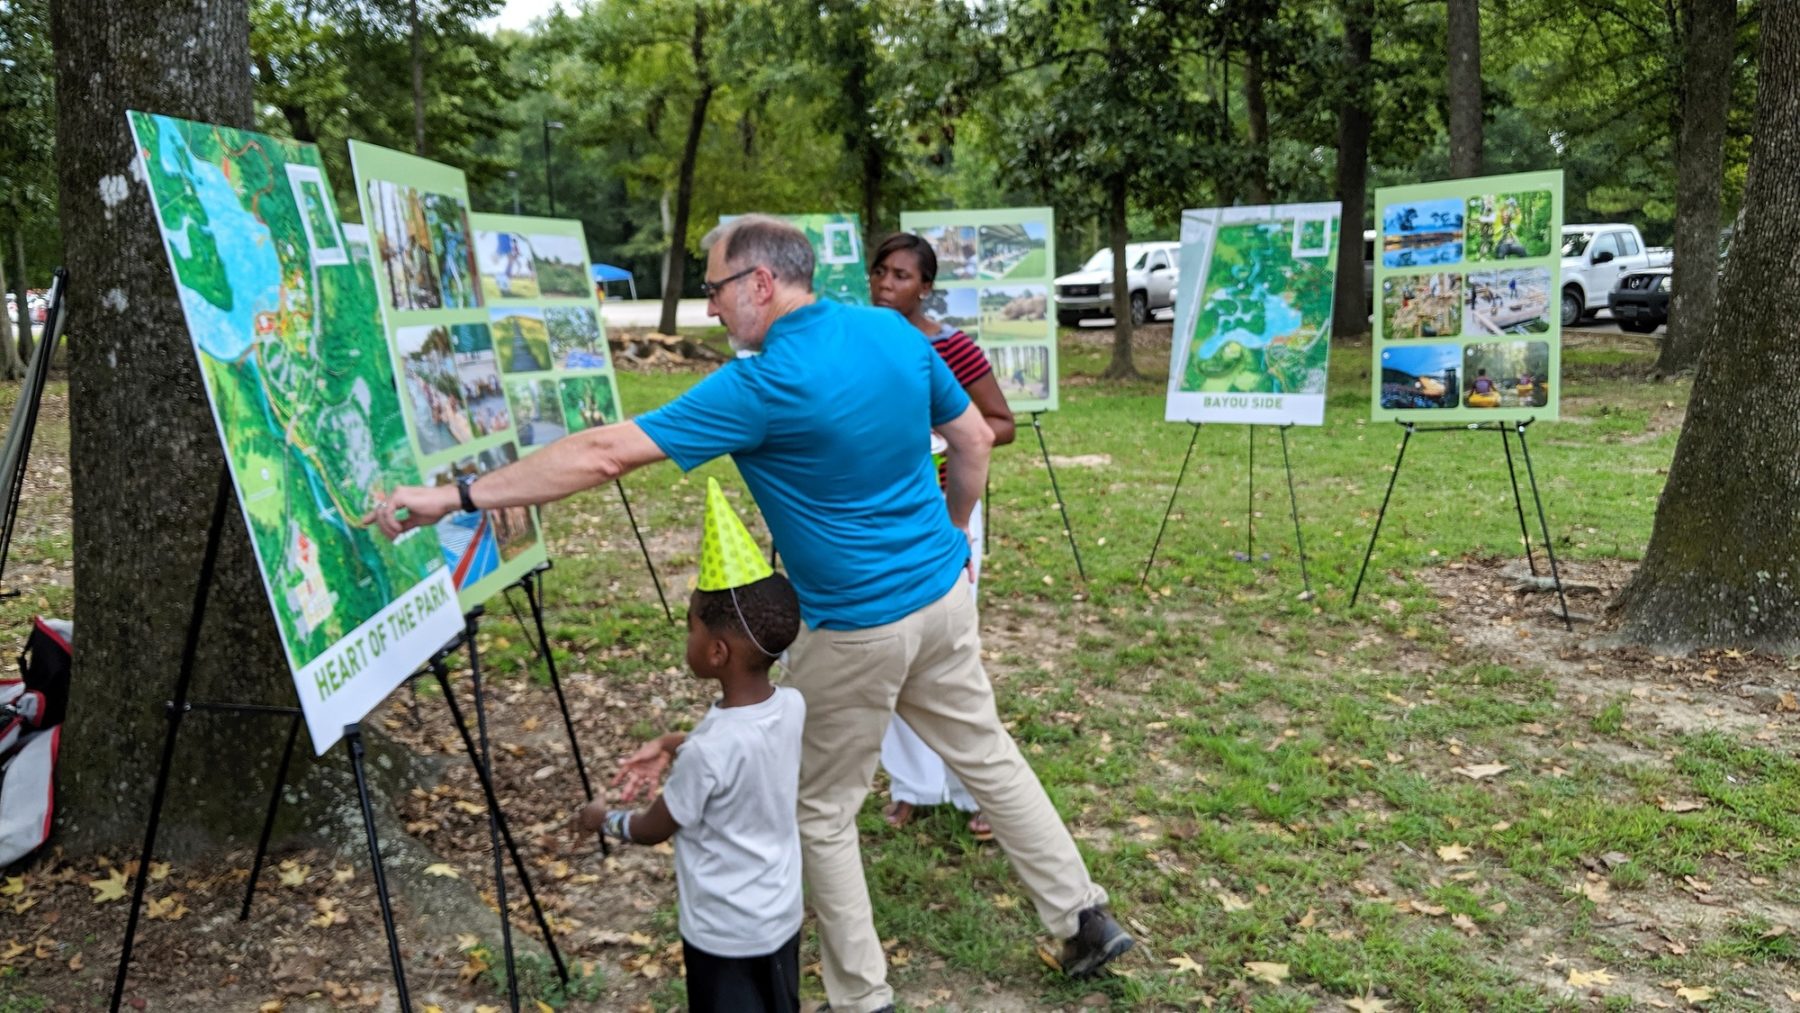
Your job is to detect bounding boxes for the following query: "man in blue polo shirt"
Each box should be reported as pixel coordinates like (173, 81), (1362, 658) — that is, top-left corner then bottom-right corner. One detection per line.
(370, 215), (1132, 1011)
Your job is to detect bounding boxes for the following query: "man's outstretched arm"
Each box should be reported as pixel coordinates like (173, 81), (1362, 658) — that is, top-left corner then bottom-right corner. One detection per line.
(367, 421), (667, 538)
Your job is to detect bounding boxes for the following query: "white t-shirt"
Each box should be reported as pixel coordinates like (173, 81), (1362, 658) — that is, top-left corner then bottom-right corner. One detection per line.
(659, 685), (806, 956)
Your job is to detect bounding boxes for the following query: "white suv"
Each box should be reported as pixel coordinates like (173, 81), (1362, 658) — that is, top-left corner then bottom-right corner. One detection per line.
(1054, 241), (1181, 327)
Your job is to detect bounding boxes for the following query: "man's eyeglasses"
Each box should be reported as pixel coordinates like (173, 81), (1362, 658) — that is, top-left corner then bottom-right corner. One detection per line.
(700, 266), (756, 298)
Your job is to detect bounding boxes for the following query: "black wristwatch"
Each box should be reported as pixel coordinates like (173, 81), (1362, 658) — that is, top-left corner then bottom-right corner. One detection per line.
(456, 473), (479, 514)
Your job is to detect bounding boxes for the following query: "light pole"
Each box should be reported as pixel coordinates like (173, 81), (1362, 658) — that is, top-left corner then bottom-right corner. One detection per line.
(541, 120), (564, 217)
(507, 170), (520, 215)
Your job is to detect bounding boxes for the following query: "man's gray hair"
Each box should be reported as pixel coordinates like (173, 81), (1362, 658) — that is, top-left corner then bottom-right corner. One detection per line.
(701, 214), (815, 291)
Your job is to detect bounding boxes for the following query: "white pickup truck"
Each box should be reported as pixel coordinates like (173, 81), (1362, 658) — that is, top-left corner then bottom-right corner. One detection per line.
(1560, 224), (1672, 326)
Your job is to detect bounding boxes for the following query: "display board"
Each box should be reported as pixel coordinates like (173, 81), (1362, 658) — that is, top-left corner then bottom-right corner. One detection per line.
(1166, 203), (1338, 425)
(720, 212), (871, 306)
(900, 207), (1058, 413)
(349, 141), (548, 609)
(469, 213), (625, 456)
(129, 113), (460, 754)
(1371, 171), (1563, 422)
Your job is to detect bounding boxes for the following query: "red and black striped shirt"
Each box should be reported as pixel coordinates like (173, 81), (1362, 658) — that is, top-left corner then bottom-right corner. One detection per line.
(931, 327), (992, 490)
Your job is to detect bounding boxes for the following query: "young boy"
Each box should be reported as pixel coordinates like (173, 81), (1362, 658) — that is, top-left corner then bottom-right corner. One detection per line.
(579, 478), (806, 1012)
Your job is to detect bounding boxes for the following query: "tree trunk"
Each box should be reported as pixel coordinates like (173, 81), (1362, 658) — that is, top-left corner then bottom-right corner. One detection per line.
(1332, 0), (1373, 342)
(1614, 1), (1800, 651)
(1245, 45), (1271, 205)
(1656, 0), (1736, 374)
(410, 0), (425, 156)
(1102, 173), (1137, 380)
(659, 10), (712, 336)
(49, 0), (308, 854)
(1446, 0), (1483, 178)
(12, 231), (31, 365)
(0, 247), (21, 381)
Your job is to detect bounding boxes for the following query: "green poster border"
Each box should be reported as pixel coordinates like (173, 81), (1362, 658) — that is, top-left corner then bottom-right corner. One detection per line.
(900, 207), (1058, 413)
(349, 141), (548, 610)
(468, 212), (627, 438)
(1370, 170), (1564, 423)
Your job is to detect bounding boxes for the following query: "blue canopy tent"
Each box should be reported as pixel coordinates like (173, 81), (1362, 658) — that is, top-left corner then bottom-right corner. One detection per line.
(590, 263), (637, 300)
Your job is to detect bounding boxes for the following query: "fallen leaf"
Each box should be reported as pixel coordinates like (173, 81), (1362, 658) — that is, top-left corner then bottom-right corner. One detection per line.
(277, 864), (309, 888)
(1659, 799), (1706, 813)
(1345, 998), (1391, 1013)
(331, 866), (354, 884)
(1572, 879), (1610, 904)
(0, 877), (24, 897)
(627, 931), (654, 947)
(1244, 961), (1289, 986)
(145, 896), (189, 921)
(456, 932), (481, 951)
(1216, 891), (1252, 912)
(1451, 913), (1479, 934)
(1453, 762), (1510, 780)
(1436, 843), (1472, 862)
(476, 1007), (502, 1013)
(148, 862), (171, 882)
(423, 863), (460, 880)
(991, 892), (1018, 910)
(1674, 985), (1715, 1004)
(1167, 954), (1203, 975)
(33, 939), (54, 960)
(1784, 990), (1800, 1003)
(458, 950), (490, 982)
(88, 869), (129, 904)
(1567, 967), (1615, 988)
(1295, 907), (1318, 929)
(534, 1002), (554, 1013)
(453, 800), (486, 815)
(67, 953), (83, 971)
(257, 1001), (283, 1013)
(0, 940), (25, 961)
(422, 1005), (444, 1013)
(12, 897), (36, 915)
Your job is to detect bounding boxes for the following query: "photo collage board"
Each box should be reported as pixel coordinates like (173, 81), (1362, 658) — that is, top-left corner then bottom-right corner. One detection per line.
(1372, 170), (1564, 422)
(469, 212), (626, 459)
(129, 114), (460, 753)
(1167, 203), (1339, 426)
(349, 141), (548, 611)
(720, 213), (873, 307)
(900, 207), (1058, 413)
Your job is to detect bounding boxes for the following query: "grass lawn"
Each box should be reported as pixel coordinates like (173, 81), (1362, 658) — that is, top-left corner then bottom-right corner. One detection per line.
(2, 328), (1795, 1010)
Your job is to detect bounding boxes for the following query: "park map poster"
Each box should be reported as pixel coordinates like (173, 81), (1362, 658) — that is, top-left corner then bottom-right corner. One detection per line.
(1166, 203), (1339, 426)
(127, 112), (461, 754)
(720, 212), (873, 307)
(349, 141), (549, 610)
(1371, 170), (1563, 422)
(900, 207), (1059, 413)
(468, 213), (626, 456)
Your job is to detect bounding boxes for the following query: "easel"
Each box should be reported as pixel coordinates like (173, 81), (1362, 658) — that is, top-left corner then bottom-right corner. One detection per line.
(1140, 423), (1314, 599)
(612, 479), (674, 623)
(0, 268), (68, 599)
(111, 472), (572, 1013)
(1028, 412), (1087, 582)
(1350, 418), (1570, 629)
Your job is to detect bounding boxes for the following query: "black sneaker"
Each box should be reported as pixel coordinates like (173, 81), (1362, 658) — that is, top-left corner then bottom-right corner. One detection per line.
(1058, 905), (1135, 978)
(814, 1006), (894, 1012)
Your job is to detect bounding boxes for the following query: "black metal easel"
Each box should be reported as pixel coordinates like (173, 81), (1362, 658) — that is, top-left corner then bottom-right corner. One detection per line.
(613, 478), (673, 623)
(1029, 412), (1086, 581)
(1140, 423), (1314, 598)
(1350, 418), (1570, 629)
(0, 268), (68, 599)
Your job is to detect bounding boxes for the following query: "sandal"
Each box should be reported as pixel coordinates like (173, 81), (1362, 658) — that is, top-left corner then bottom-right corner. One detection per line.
(883, 800), (914, 828)
(967, 811), (994, 841)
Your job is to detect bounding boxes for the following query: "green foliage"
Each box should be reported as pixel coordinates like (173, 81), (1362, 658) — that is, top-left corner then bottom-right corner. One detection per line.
(0, 0), (57, 279)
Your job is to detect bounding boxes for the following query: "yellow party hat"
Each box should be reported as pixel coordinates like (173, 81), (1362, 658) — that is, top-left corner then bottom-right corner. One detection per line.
(697, 477), (774, 592)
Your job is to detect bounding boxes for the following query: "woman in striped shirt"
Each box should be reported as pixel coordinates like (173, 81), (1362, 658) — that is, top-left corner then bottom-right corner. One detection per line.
(867, 232), (1017, 840)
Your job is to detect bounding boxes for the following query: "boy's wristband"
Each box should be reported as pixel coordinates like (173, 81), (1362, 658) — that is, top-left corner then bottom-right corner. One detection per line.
(603, 809), (632, 844)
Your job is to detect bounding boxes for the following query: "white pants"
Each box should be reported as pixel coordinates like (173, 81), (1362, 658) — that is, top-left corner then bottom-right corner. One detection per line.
(880, 500), (981, 811)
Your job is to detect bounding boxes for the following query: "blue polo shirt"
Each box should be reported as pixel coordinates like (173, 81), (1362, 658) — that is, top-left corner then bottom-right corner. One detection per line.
(637, 300), (973, 630)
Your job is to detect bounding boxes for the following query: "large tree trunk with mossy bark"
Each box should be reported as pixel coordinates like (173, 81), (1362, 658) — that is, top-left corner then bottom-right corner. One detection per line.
(1446, 0), (1482, 179)
(1614, 1), (1800, 651)
(1101, 173), (1137, 380)
(52, 0), (333, 855)
(1331, 0), (1372, 343)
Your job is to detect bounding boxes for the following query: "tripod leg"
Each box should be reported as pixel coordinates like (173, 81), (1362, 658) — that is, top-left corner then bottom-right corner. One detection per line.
(614, 479), (673, 624)
(1245, 427), (1256, 562)
(240, 712), (302, 921)
(110, 469), (231, 1013)
(523, 572), (607, 857)
(1280, 425), (1314, 601)
(347, 725), (413, 1012)
(1515, 424), (1573, 631)
(433, 665), (572, 985)
(1351, 426), (1414, 608)
(1140, 423), (1201, 590)
(462, 621), (522, 1010)
(1500, 423), (1538, 576)
(1032, 412), (1087, 581)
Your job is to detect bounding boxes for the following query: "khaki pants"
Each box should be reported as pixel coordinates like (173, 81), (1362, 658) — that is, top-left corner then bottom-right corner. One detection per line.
(784, 574), (1107, 1012)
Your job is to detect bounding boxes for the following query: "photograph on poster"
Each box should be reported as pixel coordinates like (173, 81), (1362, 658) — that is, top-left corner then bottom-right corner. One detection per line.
(1465, 268), (1553, 334)
(989, 343), (1052, 400)
(979, 285), (1048, 339)
(921, 225), (980, 279)
(528, 233), (591, 297)
(978, 222), (1049, 279)
(505, 377), (566, 448)
(559, 375), (619, 433)
(476, 230), (540, 300)
(450, 324), (511, 438)
(1466, 191), (1555, 262)
(396, 324), (472, 454)
(430, 446), (539, 588)
(1381, 272), (1464, 339)
(546, 307), (607, 369)
(1463, 341), (1551, 408)
(1379, 344), (1462, 410)
(923, 287), (979, 332)
(490, 309), (553, 373)
(1382, 197), (1465, 268)
(365, 179), (482, 311)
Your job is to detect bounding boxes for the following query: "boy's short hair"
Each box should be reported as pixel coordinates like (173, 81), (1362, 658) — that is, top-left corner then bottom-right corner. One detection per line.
(691, 573), (801, 660)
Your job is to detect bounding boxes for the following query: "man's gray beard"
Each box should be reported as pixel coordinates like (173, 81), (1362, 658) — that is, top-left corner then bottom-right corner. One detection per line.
(727, 333), (763, 354)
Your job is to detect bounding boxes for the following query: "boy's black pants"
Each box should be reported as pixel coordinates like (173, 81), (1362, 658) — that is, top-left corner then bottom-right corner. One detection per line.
(682, 929), (801, 1012)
